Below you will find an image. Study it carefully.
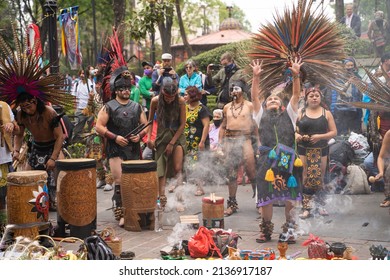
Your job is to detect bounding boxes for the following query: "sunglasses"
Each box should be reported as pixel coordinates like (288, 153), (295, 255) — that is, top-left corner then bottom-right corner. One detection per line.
(185, 66), (193, 69)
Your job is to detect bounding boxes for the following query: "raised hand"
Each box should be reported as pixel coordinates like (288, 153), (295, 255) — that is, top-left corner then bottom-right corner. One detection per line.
(289, 57), (304, 75)
(250, 59), (263, 77)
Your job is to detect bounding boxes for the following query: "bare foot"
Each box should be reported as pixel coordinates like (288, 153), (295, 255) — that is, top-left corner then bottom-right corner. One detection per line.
(176, 202), (185, 212)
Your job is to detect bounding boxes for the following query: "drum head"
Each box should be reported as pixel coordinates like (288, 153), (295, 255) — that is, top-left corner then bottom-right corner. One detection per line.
(56, 158), (96, 170)
(7, 170), (48, 185)
(121, 160), (157, 173)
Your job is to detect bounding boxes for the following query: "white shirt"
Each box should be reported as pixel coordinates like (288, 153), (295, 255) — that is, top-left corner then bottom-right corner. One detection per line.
(75, 78), (96, 110)
(0, 103), (14, 164)
(346, 15), (353, 28)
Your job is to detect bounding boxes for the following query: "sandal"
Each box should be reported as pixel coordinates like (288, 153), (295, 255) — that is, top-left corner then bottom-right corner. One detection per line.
(224, 198), (238, 217)
(299, 210), (312, 219)
(168, 185), (176, 193)
(380, 200), (390, 207)
(160, 195), (168, 208)
(256, 233), (271, 243)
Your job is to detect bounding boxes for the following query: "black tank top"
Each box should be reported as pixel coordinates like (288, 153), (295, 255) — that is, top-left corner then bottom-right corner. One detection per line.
(297, 108), (328, 148)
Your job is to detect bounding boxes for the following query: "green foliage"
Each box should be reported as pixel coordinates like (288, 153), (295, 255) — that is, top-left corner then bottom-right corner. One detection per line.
(176, 39), (253, 75)
(337, 22), (373, 57)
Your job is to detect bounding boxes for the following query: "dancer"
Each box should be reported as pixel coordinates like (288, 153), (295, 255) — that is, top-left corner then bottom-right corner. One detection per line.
(296, 87), (337, 218)
(218, 80), (256, 216)
(147, 78), (186, 208)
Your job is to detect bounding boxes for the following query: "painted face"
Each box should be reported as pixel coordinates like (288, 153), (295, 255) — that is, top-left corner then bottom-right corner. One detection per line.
(230, 85), (242, 100)
(162, 91), (176, 103)
(19, 98), (37, 115)
(265, 95), (282, 110)
(116, 87), (130, 99)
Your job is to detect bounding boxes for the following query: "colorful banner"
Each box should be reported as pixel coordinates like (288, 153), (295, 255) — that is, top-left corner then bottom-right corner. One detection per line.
(26, 23), (43, 67)
(59, 6), (82, 70)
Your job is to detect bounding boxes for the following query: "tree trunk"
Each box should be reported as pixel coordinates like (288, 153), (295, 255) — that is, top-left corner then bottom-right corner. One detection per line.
(387, 0), (390, 31)
(353, 0), (360, 12)
(112, 0), (126, 28)
(175, 0), (192, 59)
(158, 5), (174, 54)
(335, 0), (345, 22)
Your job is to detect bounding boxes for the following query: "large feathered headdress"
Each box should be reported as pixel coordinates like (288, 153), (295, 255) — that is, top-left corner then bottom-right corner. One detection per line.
(348, 66), (390, 112)
(100, 24), (131, 103)
(0, 23), (75, 108)
(248, 0), (346, 94)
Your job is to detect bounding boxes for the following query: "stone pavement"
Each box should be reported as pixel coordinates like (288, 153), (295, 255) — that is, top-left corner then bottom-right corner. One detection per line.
(51, 183), (390, 260)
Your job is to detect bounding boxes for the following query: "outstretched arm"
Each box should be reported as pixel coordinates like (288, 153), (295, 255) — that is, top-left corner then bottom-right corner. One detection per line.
(289, 58), (304, 113)
(250, 59), (263, 115)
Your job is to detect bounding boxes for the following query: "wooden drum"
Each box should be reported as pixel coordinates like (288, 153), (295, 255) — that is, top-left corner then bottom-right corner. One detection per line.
(7, 170), (49, 239)
(121, 160), (158, 231)
(202, 196), (224, 229)
(56, 158), (96, 229)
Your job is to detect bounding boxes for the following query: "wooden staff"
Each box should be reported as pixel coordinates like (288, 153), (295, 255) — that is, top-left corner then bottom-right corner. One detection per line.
(124, 120), (153, 139)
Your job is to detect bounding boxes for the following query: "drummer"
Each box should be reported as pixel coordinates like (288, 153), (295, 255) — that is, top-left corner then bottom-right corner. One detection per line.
(12, 93), (66, 212)
(96, 67), (149, 226)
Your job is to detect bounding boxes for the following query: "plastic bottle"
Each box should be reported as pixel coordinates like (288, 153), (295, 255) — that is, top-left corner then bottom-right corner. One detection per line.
(154, 198), (163, 232)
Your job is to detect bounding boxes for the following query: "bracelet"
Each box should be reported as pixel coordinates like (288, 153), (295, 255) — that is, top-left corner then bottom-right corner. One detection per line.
(104, 130), (118, 140)
(292, 74), (300, 80)
(50, 157), (56, 162)
(168, 143), (174, 146)
(14, 150), (20, 153)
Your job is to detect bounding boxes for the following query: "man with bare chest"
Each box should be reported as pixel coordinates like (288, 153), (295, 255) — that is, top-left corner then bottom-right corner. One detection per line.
(13, 93), (64, 211)
(218, 81), (257, 216)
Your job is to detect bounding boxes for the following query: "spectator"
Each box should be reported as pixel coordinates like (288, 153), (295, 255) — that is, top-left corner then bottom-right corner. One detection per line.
(152, 53), (179, 95)
(374, 130), (390, 208)
(139, 61), (154, 115)
(206, 52), (248, 109)
(368, 11), (389, 58)
(178, 60), (202, 97)
(129, 72), (140, 103)
(339, 3), (361, 38)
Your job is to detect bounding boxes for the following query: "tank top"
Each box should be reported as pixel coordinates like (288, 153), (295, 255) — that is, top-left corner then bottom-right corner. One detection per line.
(297, 108), (328, 148)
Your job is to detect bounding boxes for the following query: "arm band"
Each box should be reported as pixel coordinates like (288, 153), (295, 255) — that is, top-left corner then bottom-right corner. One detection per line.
(104, 130), (118, 140)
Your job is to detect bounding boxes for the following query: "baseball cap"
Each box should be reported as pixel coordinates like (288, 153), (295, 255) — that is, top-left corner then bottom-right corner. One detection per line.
(161, 53), (172, 60)
(142, 61), (153, 67)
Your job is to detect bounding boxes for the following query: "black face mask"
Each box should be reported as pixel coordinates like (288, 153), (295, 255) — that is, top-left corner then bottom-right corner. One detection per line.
(213, 120), (222, 127)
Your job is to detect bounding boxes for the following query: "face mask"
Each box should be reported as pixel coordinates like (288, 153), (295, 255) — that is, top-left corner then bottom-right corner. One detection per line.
(213, 120), (221, 127)
(144, 69), (153, 76)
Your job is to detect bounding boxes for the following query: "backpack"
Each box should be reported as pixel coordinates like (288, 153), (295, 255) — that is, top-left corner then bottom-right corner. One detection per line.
(84, 235), (118, 260)
(329, 140), (355, 166)
(188, 226), (223, 259)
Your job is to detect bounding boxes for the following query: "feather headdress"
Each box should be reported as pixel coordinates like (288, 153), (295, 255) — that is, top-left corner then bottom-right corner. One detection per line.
(100, 24), (130, 103)
(0, 23), (75, 109)
(248, 0), (346, 94)
(348, 66), (390, 112)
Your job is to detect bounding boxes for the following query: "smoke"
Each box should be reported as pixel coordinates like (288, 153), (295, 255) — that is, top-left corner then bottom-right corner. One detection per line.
(166, 223), (193, 247)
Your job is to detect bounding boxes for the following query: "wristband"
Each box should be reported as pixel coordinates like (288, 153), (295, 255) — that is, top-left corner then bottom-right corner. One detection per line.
(14, 150), (20, 153)
(50, 158), (56, 162)
(104, 130), (118, 140)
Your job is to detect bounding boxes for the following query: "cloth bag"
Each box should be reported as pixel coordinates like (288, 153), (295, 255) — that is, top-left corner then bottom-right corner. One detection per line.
(302, 233), (328, 259)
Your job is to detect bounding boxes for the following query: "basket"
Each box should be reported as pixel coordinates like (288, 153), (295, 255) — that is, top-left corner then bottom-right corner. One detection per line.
(100, 227), (122, 257)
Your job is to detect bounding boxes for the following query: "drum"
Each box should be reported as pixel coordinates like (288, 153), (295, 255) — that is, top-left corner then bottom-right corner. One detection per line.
(7, 170), (49, 238)
(56, 158), (96, 238)
(121, 160), (158, 231)
(202, 196), (224, 229)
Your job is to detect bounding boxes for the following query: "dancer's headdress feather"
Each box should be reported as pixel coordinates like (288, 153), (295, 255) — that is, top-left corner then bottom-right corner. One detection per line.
(348, 66), (390, 112)
(0, 23), (75, 108)
(100, 24), (130, 103)
(248, 0), (346, 94)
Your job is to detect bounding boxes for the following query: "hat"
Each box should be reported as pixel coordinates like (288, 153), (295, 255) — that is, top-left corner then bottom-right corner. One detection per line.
(213, 109), (223, 120)
(161, 53), (173, 60)
(110, 66), (132, 93)
(142, 61), (153, 68)
(162, 77), (177, 95)
(229, 80), (246, 91)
